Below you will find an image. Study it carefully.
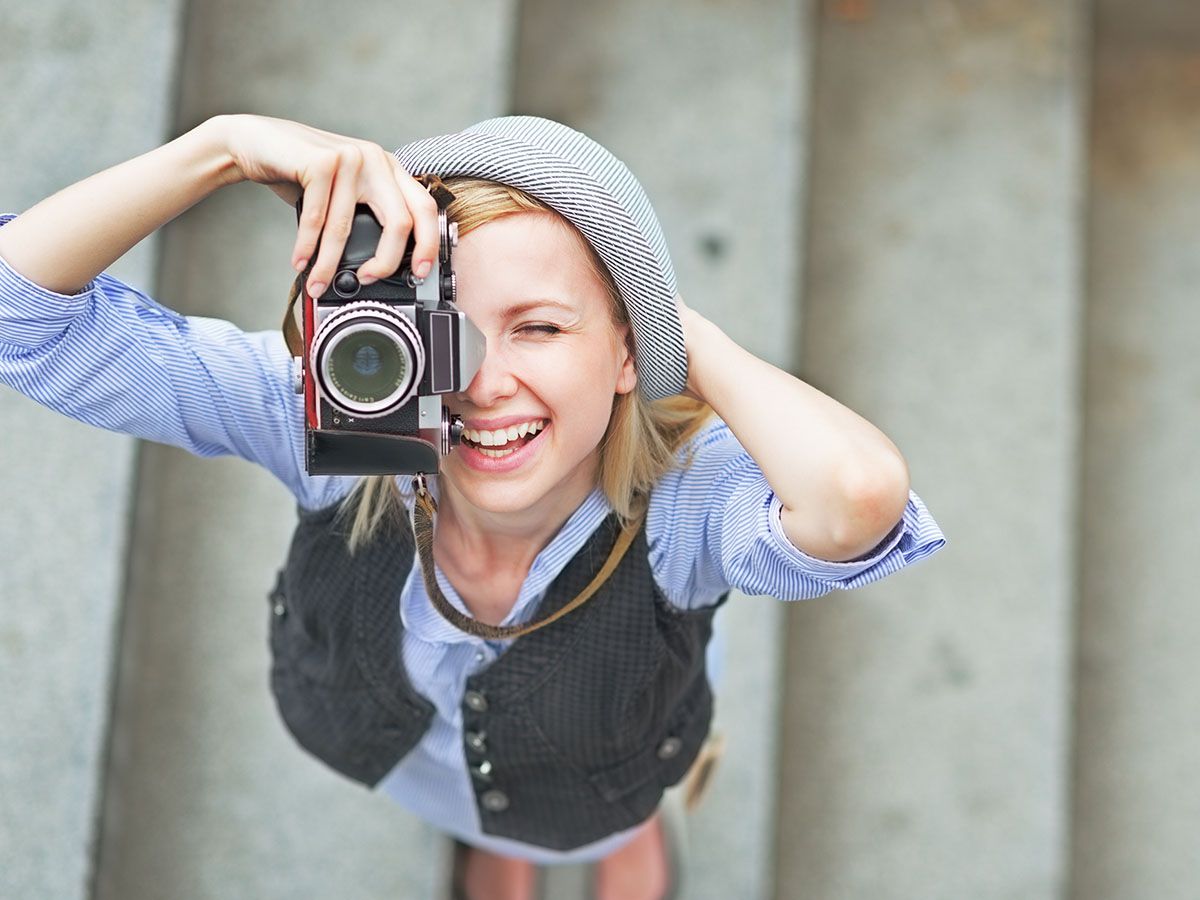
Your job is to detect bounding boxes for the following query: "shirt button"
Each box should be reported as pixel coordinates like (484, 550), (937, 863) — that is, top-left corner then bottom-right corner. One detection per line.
(272, 601), (286, 618)
(474, 649), (486, 664)
(465, 730), (488, 753)
(464, 690), (489, 713)
(481, 789), (509, 812)
(656, 736), (683, 760)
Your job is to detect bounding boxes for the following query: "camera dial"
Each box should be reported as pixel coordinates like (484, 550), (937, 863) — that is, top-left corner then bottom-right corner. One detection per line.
(333, 269), (361, 298)
(310, 302), (425, 417)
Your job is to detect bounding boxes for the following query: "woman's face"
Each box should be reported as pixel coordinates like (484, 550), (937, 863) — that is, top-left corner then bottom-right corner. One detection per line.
(441, 212), (637, 516)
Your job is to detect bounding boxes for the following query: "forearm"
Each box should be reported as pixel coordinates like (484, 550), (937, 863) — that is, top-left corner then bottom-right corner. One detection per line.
(683, 309), (910, 561)
(0, 116), (240, 295)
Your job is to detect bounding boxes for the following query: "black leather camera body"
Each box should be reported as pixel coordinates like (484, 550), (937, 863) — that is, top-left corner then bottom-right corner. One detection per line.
(293, 201), (485, 476)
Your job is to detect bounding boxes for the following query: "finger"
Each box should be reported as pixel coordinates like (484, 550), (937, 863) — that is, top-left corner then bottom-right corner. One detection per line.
(355, 149), (415, 284)
(307, 146), (364, 296)
(355, 200), (413, 285)
(291, 155), (336, 274)
(394, 166), (442, 280)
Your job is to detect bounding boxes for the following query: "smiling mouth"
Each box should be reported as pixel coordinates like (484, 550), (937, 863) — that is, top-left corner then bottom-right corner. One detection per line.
(459, 423), (549, 459)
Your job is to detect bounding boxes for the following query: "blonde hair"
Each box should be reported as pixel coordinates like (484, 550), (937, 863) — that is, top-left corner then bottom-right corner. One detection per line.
(337, 177), (713, 552)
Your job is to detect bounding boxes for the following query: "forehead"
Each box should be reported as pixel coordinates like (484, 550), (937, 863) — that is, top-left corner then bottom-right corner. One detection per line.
(453, 213), (611, 320)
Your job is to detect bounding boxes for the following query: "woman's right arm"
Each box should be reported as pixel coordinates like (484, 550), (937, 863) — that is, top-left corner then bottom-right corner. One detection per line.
(0, 114), (442, 508)
(0, 113), (442, 296)
(0, 116), (238, 295)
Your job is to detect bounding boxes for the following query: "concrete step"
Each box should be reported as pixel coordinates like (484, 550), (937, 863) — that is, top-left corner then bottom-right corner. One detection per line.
(1070, 2), (1200, 897)
(0, 4), (187, 899)
(776, 1), (1087, 896)
(21, 2), (1200, 898)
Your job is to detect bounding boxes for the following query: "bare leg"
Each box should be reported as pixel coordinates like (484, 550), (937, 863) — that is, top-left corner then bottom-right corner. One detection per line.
(593, 811), (670, 900)
(460, 845), (538, 900)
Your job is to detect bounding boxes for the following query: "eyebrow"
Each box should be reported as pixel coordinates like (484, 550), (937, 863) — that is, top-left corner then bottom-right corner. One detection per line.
(498, 298), (579, 319)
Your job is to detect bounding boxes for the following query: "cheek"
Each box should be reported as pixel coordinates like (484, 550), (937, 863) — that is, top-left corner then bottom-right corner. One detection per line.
(559, 362), (621, 437)
(516, 344), (614, 390)
(513, 343), (622, 422)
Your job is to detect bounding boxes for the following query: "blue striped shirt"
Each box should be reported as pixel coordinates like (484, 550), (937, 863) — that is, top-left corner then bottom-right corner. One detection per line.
(0, 212), (945, 863)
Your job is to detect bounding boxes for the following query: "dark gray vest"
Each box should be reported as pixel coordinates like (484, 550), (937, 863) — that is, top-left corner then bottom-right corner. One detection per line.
(266, 497), (726, 850)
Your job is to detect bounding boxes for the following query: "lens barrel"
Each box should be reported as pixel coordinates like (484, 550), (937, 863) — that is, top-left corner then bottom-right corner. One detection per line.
(311, 302), (425, 416)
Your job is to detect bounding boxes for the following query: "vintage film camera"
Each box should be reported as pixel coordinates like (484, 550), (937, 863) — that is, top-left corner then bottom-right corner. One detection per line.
(293, 200), (485, 475)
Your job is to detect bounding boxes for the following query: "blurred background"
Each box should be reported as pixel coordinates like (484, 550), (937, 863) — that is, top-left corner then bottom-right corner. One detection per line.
(1, 0), (1196, 897)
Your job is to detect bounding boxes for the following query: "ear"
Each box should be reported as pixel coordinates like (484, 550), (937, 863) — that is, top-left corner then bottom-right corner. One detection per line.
(614, 324), (638, 396)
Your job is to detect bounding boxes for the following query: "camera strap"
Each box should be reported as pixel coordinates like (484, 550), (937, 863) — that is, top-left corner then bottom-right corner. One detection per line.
(409, 474), (644, 640)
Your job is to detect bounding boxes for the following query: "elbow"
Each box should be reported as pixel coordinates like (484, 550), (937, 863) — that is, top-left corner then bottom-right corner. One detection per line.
(830, 453), (910, 556)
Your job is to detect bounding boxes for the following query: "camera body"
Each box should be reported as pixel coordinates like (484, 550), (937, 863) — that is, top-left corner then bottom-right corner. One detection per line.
(294, 202), (485, 475)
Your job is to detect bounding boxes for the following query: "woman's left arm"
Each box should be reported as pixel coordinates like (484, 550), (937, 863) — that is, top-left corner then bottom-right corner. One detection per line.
(679, 300), (911, 563)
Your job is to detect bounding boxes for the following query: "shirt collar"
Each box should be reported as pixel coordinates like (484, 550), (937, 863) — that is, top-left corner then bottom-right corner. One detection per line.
(399, 483), (614, 646)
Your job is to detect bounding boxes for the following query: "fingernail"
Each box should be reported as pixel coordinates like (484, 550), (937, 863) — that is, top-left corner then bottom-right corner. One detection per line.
(358, 273), (377, 286)
(415, 260), (431, 278)
(293, 257), (308, 272)
(309, 281), (326, 297)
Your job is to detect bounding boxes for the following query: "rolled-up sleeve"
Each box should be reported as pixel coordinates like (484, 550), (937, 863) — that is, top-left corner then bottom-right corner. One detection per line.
(0, 213), (351, 510)
(646, 417), (946, 608)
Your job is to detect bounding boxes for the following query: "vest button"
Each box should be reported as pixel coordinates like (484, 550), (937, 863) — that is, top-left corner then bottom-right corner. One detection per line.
(272, 601), (286, 618)
(656, 736), (683, 760)
(470, 760), (494, 784)
(465, 730), (488, 753)
(481, 789), (509, 812)
(464, 690), (489, 713)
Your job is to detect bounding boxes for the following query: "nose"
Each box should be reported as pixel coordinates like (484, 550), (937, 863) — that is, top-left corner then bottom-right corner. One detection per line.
(460, 337), (518, 408)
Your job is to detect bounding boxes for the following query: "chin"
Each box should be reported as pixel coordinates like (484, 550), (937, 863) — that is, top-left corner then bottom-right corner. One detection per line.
(439, 462), (539, 509)
(464, 483), (551, 517)
(441, 449), (603, 515)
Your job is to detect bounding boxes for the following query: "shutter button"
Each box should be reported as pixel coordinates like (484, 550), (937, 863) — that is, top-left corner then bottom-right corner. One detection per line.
(464, 690), (489, 713)
(481, 789), (509, 812)
(656, 736), (683, 760)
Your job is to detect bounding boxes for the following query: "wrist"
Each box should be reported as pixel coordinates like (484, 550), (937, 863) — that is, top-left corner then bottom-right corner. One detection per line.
(189, 114), (244, 189)
(680, 309), (728, 402)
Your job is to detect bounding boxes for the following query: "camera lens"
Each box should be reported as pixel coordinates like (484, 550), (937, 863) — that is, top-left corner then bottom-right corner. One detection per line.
(311, 302), (425, 416)
(328, 330), (405, 403)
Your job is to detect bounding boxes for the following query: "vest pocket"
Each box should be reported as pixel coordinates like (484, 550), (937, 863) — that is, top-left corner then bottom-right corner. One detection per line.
(269, 663), (416, 787)
(588, 683), (712, 805)
(265, 571), (430, 788)
(266, 568), (354, 688)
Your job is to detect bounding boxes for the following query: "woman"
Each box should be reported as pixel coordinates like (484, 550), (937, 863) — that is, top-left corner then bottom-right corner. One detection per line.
(0, 113), (945, 899)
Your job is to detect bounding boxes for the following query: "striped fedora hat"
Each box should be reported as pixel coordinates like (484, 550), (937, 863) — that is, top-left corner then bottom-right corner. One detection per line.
(394, 116), (688, 401)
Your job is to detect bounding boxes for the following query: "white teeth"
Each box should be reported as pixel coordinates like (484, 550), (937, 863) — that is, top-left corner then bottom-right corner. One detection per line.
(464, 419), (546, 447)
(479, 446), (516, 458)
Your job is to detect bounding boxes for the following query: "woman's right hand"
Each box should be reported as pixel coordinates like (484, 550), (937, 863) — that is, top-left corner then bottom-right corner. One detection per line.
(217, 113), (441, 295)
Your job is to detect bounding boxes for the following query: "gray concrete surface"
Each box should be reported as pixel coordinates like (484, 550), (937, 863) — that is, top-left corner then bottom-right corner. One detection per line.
(776, 2), (1087, 897)
(11, 1), (1200, 898)
(92, 3), (517, 898)
(0, 4), (186, 898)
(513, 1), (813, 897)
(1070, 2), (1200, 896)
